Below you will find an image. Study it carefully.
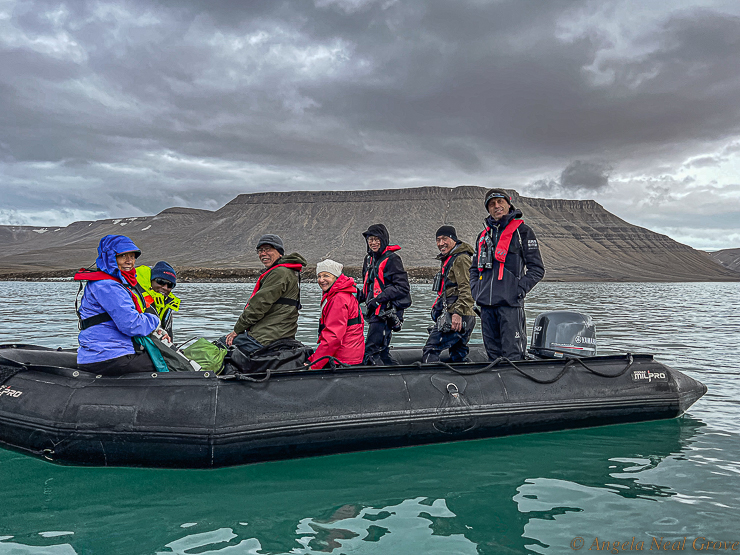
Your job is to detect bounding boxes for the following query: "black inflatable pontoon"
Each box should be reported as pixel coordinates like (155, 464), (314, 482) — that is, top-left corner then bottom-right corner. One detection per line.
(0, 340), (706, 469)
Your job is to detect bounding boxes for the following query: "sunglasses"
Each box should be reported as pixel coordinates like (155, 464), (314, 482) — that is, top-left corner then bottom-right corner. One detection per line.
(153, 278), (175, 289)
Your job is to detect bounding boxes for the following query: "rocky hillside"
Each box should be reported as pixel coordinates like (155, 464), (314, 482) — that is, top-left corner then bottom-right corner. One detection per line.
(0, 186), (737, 282)
(709, 248), (740, 273)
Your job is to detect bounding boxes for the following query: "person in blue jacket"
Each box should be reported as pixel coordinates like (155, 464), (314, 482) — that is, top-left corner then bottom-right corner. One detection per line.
(75, 235), (162, 376)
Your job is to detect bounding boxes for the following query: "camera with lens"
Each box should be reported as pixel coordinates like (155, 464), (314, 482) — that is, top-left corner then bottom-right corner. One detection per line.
(431, 271), (443, 292)
(379, 307), (403, 332)
(478, 238), (493, 269)
(436, 312), (467, 334)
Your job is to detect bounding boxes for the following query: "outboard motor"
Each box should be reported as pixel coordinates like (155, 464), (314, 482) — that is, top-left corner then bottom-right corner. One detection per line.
(529, 311), (596, 359)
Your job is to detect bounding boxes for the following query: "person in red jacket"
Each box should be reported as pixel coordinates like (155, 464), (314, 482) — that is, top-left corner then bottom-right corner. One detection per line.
(306, 259), (365, 369)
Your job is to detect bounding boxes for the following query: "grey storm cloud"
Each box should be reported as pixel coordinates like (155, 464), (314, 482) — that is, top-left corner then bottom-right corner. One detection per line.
(527, 160), (612, 197)
(560, 161), (612, 191)
(4, 0), (740, 168)
(1, 0), (740, 249)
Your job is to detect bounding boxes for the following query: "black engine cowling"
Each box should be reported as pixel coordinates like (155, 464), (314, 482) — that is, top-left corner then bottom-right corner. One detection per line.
(529, 311), (596, 359)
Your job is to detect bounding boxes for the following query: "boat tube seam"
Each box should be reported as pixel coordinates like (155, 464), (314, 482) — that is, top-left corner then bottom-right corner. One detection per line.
(0, 394), (678, 439)
(496, 372), (509, 402)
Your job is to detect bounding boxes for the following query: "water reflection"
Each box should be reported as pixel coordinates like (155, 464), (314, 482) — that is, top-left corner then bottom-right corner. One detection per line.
(0, 541), (77, 555)
(0, 418), (709, 555)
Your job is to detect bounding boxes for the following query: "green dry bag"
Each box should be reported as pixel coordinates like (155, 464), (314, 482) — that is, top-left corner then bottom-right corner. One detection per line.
(182, 338), (227, 374)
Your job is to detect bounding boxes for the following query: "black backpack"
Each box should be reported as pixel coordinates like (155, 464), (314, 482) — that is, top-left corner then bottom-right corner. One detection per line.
(224, 338), (313, 377)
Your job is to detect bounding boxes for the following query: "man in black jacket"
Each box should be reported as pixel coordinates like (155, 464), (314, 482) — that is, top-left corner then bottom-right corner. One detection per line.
(470, 189), (545, 360)
(359, 224), (412, 365)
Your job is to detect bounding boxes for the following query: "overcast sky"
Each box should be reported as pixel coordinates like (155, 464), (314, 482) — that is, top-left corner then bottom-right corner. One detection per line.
(2, 0), (740, 250)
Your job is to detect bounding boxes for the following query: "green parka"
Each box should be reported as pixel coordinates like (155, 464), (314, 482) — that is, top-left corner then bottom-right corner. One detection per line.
(233, 252), (307, 346)
(433, 241), (475, 318)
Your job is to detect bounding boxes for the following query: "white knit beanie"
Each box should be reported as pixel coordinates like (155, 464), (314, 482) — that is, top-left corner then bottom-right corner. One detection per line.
(316, 259), (343, 278)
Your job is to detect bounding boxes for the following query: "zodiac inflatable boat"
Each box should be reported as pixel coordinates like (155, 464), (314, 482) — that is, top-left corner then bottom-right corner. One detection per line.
(0, 312), (707, 469)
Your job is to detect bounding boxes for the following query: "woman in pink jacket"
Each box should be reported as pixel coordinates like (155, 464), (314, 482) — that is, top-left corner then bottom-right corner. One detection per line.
(307, 259), (365, 369)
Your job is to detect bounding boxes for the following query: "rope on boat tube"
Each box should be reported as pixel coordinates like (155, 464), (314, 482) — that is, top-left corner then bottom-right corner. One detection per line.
(566, 353), (635, 379)
(218, 355), (347, 382)
(233, 368), (272, 382)
(506, 359), (572, 384)
(216, 367), (273, 382)
(411, 358), (507, 376)
(412, 353), (636, 385)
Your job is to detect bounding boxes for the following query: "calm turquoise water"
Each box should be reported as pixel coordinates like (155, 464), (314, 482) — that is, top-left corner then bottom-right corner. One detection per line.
(1, 281), (739, 554)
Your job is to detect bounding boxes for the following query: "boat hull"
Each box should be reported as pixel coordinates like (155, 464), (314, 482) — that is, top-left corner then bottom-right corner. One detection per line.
(0, 345), (707, 468)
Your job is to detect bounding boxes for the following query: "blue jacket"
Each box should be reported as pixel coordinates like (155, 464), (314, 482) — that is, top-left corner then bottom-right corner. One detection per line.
(77, 235), (160, 364)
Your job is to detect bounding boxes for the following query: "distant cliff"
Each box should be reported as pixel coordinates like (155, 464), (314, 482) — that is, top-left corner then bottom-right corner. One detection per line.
(709, 248), (740, 273)
(0, 186), (737, 282)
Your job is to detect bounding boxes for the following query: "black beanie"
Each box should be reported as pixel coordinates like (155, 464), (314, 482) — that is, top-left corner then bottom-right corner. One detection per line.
(436, 225), (459, 242)
(484, 188), (512, 210)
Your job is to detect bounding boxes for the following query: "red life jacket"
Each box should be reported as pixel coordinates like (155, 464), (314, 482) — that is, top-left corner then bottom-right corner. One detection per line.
(432, 251), (463, 311)
(74, 269), (152, 329)
(245, 262), (304, 309)
(74, 270), (152, 311)
(362, 245), (401, 316)
(477, 219), (524, 279)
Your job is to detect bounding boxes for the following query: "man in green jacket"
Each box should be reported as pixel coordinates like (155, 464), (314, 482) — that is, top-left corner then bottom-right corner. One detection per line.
(422, 226), (477, 363)
(225, 234), (307, 354)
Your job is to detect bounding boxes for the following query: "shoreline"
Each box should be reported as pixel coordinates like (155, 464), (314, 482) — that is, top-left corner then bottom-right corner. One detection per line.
(0, 267), (737, 283)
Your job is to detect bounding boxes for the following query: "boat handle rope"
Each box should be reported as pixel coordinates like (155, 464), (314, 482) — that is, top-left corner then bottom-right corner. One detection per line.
(3, 352), (634, 385)
(218, 368), (272, 383)
(411, 359), (506, 376)
(413, 353), (635, 384)
(0, 357), (104, 380)
(305, 356), (348, 370)
(573, 353), (635, 378)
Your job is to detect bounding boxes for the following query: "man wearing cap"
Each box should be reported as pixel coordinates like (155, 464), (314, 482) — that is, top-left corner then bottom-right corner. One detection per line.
(135, 261), (180, 340)
(422, 226), (476, 363)
(225, 234), (307, 354)
(470, 189), (545, 361)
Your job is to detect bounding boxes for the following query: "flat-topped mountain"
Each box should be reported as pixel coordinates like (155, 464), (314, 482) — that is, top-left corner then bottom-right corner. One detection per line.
(0, 186), (737, 282)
